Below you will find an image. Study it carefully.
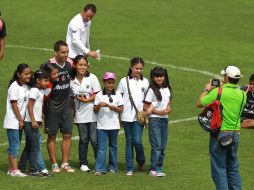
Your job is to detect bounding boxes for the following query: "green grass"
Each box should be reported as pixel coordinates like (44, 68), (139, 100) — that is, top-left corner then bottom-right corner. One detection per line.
(0, 0), (254, 189)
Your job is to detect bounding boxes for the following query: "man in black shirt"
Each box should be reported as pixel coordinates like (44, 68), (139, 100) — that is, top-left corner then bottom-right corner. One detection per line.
(0, 12), (7, 60)
(241, 73), (254, 128)
(43, 40), (75, 173)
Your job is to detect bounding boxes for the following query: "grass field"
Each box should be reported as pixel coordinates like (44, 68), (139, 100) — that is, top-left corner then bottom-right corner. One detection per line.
(0, 0), (254, 189)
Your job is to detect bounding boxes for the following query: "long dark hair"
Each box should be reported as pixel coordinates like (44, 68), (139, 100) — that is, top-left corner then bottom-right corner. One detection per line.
(42, 62), (58, 76)
(127, 57), (144, 79)
(30, 70), (49, 87)
(9, 63), (30, 87)
(149, 67), (172, 101)
(71, 55), (89, 79)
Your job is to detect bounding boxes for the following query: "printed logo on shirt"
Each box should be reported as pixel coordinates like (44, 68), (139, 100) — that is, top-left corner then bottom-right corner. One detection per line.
(53, 84), (70, 90)
(141, 87), (145, 93)
(86, 85), (90, 89)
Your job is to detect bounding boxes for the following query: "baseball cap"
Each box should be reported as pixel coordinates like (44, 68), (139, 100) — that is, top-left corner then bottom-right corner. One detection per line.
(103, 72), (116, 80)
(220, 66), (241, 79)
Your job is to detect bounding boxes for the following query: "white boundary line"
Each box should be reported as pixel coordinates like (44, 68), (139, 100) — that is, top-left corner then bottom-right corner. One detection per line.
(6, 44), (221, 78)
(0, 117), (197, 147)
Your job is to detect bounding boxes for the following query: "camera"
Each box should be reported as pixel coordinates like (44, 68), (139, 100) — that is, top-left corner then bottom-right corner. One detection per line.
(211, 79), (220, 87)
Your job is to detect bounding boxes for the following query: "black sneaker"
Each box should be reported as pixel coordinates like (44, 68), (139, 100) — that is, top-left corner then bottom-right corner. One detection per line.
(30, 172), (47, 178)
(39, 171), (52, 177)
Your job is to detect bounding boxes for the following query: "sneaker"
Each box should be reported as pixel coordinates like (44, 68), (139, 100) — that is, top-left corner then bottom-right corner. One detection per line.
(52, 163), (60, 173)
(30, 172), (47, 178)
(109, 169), (116, 174)
(7, 170), (12, 175)
(80, 165), (90, 172)
(61, 163), (75, 173)
(39, 169), (52, 177)
(126, 171), (133, 176)
(10, 170), (27, 177)
(157, 169), (166, 177)
(149, 170), (158, 177)
(94, 171), (103, 176)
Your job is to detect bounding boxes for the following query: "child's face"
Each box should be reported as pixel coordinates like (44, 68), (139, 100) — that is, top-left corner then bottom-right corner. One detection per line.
(153, 75), (165, 87)
(249, 80), (254, 92)
(76, 58), (88, 75)
(104, 79), (115, 92)
(38, 78), (49, 89)
(18, 68), (32, 84)
(131, 63), (143, 78)
(50, 69), (58, 81)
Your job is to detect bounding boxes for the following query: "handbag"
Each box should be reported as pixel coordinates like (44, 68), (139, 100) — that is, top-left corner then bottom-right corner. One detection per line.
(126, 77), (149, 127)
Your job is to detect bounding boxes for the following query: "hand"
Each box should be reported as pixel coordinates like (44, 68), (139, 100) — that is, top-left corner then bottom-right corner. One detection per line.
(87, 51), (98, 58)
(77, 95), (87, 103)
(204, 79), (215, 92)
(99, 102), (108, 107)
(32, 121), (39, 128)
(19, 120), (24, 129)
(145, 105), (154, 115)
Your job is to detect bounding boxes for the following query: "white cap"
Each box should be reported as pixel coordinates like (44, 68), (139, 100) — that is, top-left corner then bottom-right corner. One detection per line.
(220, 66), (241, 79)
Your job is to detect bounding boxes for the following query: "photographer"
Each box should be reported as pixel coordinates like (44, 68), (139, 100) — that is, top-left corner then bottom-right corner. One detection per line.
(197, 66), (246, 190)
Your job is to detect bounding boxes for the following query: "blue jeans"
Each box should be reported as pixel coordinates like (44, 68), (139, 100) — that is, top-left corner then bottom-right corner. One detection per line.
(148, 117), (168, 171)
(19, 122), (40, 173)
(6, 129), (22, 158)
(37, 134), (47, 171)
(77, 122), (98, 166)
(95, 129), (119, 173)
(123, 121), (145, 172)
(209, 132), (242, 190)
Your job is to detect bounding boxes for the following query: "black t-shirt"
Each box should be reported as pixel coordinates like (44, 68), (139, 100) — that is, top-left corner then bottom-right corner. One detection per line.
(0, 19), (6, 38)
(43, 59), (73, 111)
(241, 85), (254, 119)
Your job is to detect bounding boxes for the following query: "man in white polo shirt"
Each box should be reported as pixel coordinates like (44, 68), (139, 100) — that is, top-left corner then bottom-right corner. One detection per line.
(66, 4), (99, 59)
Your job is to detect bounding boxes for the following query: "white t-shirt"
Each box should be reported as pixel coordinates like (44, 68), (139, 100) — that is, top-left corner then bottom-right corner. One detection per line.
(3, 81), (29, 129)
(25, 87), (44, 122)
(145, 87), (171, 118)
(94, 90), (123, 130)
(117, 76), (149, 122)
(70, 73), (101, 123)
(66, 13), (91, 58)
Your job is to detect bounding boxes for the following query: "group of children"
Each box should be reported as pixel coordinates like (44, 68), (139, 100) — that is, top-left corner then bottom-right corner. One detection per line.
(3, 48), (173, 178)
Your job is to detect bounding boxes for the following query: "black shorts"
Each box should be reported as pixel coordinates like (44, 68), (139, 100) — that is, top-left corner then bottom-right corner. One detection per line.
(45, 108), (73, 135)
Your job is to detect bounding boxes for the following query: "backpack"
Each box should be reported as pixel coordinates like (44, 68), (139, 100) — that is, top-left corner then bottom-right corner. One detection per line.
(198, 87), (223, 133)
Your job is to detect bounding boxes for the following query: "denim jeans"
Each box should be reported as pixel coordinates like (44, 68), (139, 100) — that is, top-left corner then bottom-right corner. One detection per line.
(37, 134), (47, 171)
(95, 129), (119, 173)
(209, 131), (242, 190)
(6, 129), (22, 158)
(77, 122), (98, 166)
(19, 122), (40, 173)
(123, 121), (145, 172)
(148, 117), (168, 171)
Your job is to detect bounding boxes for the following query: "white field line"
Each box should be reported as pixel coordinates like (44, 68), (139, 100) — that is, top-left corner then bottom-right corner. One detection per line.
(6, 45), (221, 78)
(0, 117), (196, 147)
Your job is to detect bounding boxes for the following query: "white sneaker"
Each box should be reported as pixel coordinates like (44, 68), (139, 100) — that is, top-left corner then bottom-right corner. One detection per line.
(7, 170), (11, 175)
(41, 169), (48, 173)
(61, 163), (75, 173)
(80, 165), (90, 172)
(11, 170), (27, 177)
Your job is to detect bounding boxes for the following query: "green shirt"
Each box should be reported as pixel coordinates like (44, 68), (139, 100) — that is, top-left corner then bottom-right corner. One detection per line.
(201, 83), (246, 131)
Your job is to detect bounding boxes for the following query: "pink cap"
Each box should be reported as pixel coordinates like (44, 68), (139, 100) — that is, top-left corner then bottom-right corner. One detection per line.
(103, 72), (116, 80)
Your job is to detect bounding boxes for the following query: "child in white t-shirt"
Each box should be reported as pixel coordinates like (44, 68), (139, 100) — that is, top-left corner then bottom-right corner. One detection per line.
(93, 72), (123, 175)
(4, 63), (31, 177)
(143, 67), (172, 177)
(70, 55), (101, 172)
(18, 70), (50, 177)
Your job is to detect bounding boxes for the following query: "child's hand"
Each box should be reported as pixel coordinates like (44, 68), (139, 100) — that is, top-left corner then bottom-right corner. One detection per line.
(77, 95), (87, 103)
(99, 102), (108, 107)
(145, 105), (154, 115)
(108, 105), (116, 111)
(19, 120), (24, 129)
(32, 121), (39, 128)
